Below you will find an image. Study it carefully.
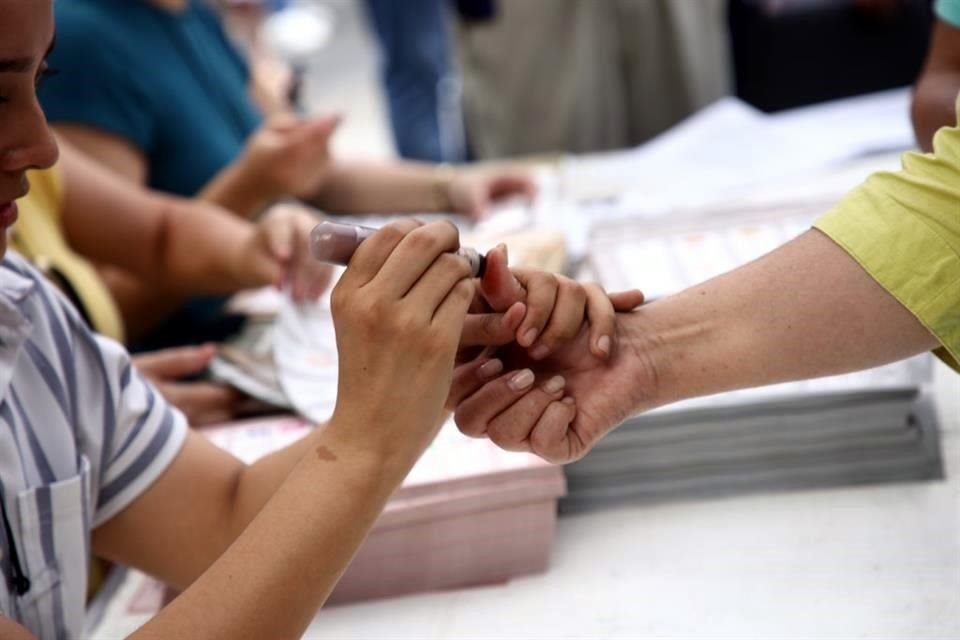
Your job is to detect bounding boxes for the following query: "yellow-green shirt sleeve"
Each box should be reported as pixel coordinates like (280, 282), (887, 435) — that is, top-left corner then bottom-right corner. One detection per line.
(815, 105), (960, 373)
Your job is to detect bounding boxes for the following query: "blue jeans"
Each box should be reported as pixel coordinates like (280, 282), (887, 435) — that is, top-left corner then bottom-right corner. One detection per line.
(364, 0), (466, 162)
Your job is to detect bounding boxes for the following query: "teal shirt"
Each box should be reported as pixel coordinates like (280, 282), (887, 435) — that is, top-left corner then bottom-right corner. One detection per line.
(40, 0), (262, 197)
(937, 0), (960, 27)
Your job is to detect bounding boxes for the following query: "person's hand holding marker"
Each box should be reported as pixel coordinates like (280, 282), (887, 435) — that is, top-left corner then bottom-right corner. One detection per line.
(312, 220), (645, 435)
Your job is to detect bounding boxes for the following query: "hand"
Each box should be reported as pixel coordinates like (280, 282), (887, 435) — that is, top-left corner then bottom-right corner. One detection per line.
(250, 204), (334, 302)
(455, 245), (644, 366)
(239, 114), (341, 202)
(447, 167), (537, 220)
(133, 345), (245, 427)
(448, 300), (650, 463)
(476, 245), (643, 358)
(327, 220), (476, 467)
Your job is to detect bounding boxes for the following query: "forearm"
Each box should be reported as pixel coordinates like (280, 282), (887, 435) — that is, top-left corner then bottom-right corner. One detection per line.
(912, 71), (960, 152)
(156, 198), (274, 294)
(60, 141), (274, 293)
(311, 160), (449, 214)
(626, 230), (938, 410)
(912, 20), (960, 152)
(225, 425), (336, 539)
(133, 429), (407, 640)
(199, 159), (277, 219)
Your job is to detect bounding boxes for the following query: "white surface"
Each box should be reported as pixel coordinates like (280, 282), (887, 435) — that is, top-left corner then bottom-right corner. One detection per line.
(300, 364), (960, 639)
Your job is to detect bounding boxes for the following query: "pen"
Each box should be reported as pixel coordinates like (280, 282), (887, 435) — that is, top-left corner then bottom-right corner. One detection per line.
(310, 221), (487, 278)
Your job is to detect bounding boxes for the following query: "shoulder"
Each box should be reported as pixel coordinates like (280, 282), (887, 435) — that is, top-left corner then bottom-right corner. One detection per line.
(936, 0), (960, 28)
(51, 1), (148, 70)
(2, 253), (88, 339)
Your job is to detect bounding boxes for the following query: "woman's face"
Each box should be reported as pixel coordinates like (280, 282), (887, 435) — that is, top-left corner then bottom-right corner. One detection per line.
(0, 0), (59, 256)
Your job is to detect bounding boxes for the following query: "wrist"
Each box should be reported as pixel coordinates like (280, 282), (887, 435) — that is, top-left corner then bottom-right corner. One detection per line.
(321, 411), (437, 480)
(431, 164), (457, 212)
(615, 310), (669, 413)
(232, 153), (284, 214)
(620, 292), (730, 410)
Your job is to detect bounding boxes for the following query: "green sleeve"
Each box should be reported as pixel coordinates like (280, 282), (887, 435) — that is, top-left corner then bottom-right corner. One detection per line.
(814, 110), (960, 373)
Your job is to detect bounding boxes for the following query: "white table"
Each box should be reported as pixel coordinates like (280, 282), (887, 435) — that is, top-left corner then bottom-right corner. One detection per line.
(302, 363), (960, 640)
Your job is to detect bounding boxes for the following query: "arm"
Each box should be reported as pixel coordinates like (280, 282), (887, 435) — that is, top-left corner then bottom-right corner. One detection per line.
(57, 139), (281, 296)
(53, 124), (148, 184)
(452, 107), (960, 462)
(912, 20), (960, 152)
(0, 618), (35, 640)
(98, 427), (412, 639)
(450, 230), (939, 463)
(311, 160), (452, 213)
(203, 114), (535, 220)
(312, 161), (536, 219)
(95, 221), (476, 639)
(630, 229), (937, 407)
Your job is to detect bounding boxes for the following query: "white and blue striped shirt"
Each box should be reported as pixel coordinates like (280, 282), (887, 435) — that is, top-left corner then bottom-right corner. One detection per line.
(0, 254), (187, 640)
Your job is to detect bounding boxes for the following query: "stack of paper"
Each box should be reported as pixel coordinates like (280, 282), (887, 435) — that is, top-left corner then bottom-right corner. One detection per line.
(564, 203), (944, 511)
(563, 388), (942, 512)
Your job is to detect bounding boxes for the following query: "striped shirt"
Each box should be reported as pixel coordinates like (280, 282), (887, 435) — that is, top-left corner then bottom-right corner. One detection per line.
(0, 254), (187, 640)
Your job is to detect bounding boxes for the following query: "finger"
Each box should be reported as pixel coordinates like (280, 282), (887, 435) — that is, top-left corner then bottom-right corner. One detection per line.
(373, 221), (461, 299)
(288, 215), (332, 300)
(512, 270), (558, 348)
(479, 245), (526, 312)
(133, 344), (217, 380)
(609, 289), (646, 311)
(486, 377), (567, 452)
(303, 262), (334, 299)
(337, 219), (422, 289)
(405, 252), (474, 317)
(528, 398), (580, 464)
(454, 368), (538, 438)
(528, 276), (586, 359)
(459, 301), (526, 348)
(447, 356), (504, 410)
(584, 283), (616, 359)
(432, 277), (475, 336)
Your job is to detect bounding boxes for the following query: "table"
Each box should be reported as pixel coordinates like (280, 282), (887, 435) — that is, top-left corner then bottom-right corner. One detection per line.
(297, 363), (960, 639)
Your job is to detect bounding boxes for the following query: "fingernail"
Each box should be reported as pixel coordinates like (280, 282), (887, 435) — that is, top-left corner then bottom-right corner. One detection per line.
(597, 335), (611, 357)
(543, 375), (565, 394)
(507, 369), (535, 391)
(478, 359), (504, 379)
(562, 397), (575, 406)
(522, 328), (538, 346)
(530, 344), (550, 360)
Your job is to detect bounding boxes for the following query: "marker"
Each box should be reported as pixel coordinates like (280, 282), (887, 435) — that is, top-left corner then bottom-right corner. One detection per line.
(310, 221), (487, 277)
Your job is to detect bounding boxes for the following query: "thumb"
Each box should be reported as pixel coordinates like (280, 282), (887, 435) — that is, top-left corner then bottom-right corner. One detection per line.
(459, 301), (526, 348)
(479, 244), (526, 312)
(133, 344), (217, 381)
(609, 289), (645, 311)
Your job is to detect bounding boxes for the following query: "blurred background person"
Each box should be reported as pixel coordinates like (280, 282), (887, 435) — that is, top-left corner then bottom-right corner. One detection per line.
(11, 137), (328, 422)
(455, 0), (731, 158)
(40, 0), (533, 350)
